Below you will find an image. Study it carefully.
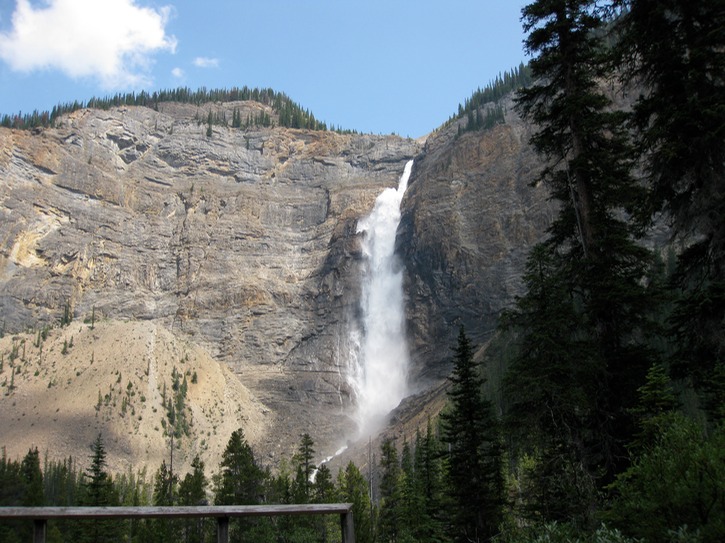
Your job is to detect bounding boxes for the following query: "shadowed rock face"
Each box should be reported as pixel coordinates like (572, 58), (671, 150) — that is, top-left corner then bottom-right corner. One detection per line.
(0, 98), (555, 464)
(399, 104), (556, 386)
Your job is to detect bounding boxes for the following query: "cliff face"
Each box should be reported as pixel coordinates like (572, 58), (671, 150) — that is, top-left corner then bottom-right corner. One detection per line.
(0, 97), (554, 467)
(0, 101), (420, 462)
(399, 103), (556, 385)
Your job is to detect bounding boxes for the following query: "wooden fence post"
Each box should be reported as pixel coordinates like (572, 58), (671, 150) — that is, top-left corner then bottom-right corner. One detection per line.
(33, 518), (47, 543)
(217, 516), (229, 543)
(341, 510), (355, 543)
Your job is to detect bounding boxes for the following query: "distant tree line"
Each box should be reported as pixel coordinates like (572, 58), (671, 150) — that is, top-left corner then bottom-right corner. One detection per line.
(0, 86), (333, 132)
(447, 62), (533, 135)
(0, 389), (489, 543)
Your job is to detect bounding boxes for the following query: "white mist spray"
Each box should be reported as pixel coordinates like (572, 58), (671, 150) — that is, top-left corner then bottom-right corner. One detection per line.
(352, 159), (413, 437)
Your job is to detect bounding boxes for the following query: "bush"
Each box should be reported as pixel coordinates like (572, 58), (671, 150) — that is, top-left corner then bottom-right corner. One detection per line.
(605, 413), (725, 542)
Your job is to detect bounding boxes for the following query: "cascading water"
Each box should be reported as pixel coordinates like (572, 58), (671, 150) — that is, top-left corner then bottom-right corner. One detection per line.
(350, 159), (414, 437)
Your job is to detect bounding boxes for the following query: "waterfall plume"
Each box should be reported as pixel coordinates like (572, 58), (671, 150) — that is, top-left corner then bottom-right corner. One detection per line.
(350, 159), (413, 437)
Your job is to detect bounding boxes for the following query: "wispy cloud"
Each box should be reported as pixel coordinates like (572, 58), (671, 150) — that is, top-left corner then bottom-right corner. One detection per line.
(0, 0), (177, 89)
(171, 67), (185, 79)
(193, 56), (220, 69)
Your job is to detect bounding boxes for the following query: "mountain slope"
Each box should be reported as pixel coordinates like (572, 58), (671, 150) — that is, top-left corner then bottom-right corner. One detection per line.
(0, 94), (554, 470)
(0, 319), (268, 475)
(0, 100), (420, 467)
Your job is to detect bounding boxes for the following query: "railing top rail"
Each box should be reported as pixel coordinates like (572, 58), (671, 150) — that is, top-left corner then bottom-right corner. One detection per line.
(0, 503), (354, 520)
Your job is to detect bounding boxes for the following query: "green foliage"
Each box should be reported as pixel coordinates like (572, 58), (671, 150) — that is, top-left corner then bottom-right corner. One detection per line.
(337, 461), (374, 543)
(80, 434), (121, 542)
(214, 428), (264, 506)
(377, 438), (406, 542)
(612, 0), (725, 427)
(448, 63), (532, 133)
(20, 447), (44, 506)
(494, 522), (639, 543)
(605, 414), (725, 542)
(166, 366), (190, 438)
(1, 85), (332, 132)
(60, 300), (73, 327)
(441, 327), (505, 542)
(177, 455), (213, 542)
(504, 1), (659, 528)
(292, 432), (316, 503)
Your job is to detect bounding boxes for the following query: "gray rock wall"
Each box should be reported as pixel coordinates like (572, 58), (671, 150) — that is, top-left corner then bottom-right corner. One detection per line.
(399, 107), (556, 384)
(0, 98), (556, 458)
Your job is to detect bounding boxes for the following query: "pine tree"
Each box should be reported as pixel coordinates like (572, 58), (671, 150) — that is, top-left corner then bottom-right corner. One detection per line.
(508, 1), (657, 522)
(312, 464), (337, 542)
(179, 454), (207, 506)
(83, 434), (115, 506)
(377, 438), (404, 543)
(613, 0), (725, 424)
(214, 429), (267, 541)
(215, 428), (264, 505)
(502, 245), (601, 523)
(292, 432), (315, 503)
(398, 440), (419, 543)
(337, 461), (374, 543)
(441, 327), (504, 542)
(150, 460), (180, 542)
(413, 420), (449, 542)
(152, 460), (177, 506)
(81, 434), (120, 542)
(20, 448), (44, 506)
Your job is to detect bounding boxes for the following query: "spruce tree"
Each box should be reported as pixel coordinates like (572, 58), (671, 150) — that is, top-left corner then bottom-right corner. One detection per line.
(613, 0), (725, 424)
(150, 460), (180, 542)
(178, 455), (209, 542)
(178, 454), (207, 505)
(20, 448), (44, 506)
(441, 327), (504, 542)
(83, 434), (115, 507)
(215, 428), (264, 506)
(152, 460), (178, 506)
(337, 461), (374, 543)
(508, 1), (657, 523)
(413, 420), (449, 542)
(81, 434), (120, 543)
(292, 432), (315, 503)
(377, 438), (405, 543)
(214, 428), (267, 541)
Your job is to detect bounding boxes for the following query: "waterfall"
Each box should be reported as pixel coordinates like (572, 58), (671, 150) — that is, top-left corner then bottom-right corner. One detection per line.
(351, 159), (413, 437)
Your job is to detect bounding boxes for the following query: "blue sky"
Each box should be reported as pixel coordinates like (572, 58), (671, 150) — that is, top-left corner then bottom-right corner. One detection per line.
(0, 0), (529, 138)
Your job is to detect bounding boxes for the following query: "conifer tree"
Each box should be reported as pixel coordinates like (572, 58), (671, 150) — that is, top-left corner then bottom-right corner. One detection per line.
(337, 461), (374, 543)
(81, 434), (120, 542)
(214, 428), (266, 541)
(507, 1), (657, 523)
(20, 447), (44, 506)
(292, 432), (315, 503)
(441, 327), (504, 542)
(377, 438), (405, 543)
(83, 434), (115, 506)
(178, 454), (207, 505)
(613, 0), (725, 424)
(215, 428), (264, 506)
(413, 420), (449, 542)
(153, 460), (178, 506)
(178, 455), (209, 542)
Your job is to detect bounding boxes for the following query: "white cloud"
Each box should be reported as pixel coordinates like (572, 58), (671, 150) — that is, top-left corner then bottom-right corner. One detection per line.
(0, 0), (177, 88)
(171, 67), (184, 79)
(193, 56), (219, 69)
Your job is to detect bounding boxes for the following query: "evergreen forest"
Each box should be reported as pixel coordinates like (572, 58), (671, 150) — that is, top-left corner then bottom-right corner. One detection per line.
(0, 86), (330, 132)
(1, 0), (724, 541)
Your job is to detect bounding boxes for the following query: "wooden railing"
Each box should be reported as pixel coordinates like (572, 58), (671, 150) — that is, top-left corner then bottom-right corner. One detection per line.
(0, 503), (355, 543)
